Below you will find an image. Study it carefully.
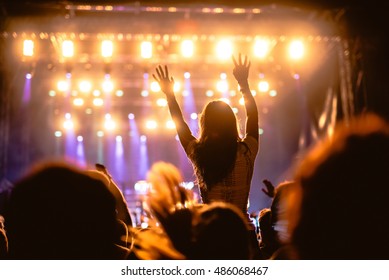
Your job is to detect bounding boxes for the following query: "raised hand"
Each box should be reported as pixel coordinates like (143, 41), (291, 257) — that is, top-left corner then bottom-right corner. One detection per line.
(232, 53), (251, 89)
(152, 65), (175, 97)
(262, 179), (275, 198)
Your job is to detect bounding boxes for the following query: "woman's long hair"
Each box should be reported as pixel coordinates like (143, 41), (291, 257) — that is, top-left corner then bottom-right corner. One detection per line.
(191, 100), (241, 189)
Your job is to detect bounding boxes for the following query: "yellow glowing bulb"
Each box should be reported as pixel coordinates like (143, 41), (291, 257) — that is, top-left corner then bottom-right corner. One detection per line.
(216, 39), (233, 60)
(141, 41), (152, 59)
(101, 40), (113, 58)
(73, 98), (84, 106)
(166, 120), (175, 129)
(181, 40), (194, 58)
(23, 40), (34, 57)
(216, 80), (229, 93)
(57, 80), (69, 92)
(289, 40), (304, 60)
(150, 81), (161, 92)
(146, 120), (158, 130)
(62, 40), (74, 58)
(102, 80), (114, 93)
(258, 81), (269, 92)
(156, 98), (168, 107)
(79, 81), (92, 93)
(254, 39), (270, 59)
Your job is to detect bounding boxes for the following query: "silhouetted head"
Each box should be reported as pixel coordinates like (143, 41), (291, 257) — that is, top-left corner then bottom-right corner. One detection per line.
(199, 100), (240, 142)
(5, 161), (120, 259)
(289, 114), (389, 259)
(190, 202), (250, 259)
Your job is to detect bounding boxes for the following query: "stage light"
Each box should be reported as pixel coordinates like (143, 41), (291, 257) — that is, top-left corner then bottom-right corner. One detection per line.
(62, 40), (74, 58)
(258, 81), (269, 92)
(269, 89), (277, 97)
(115, 90), (124, 97)
(239, 97), (245, 105)
(48, 90), (56, 97)
(23, 40), (34, 57)
(97, 130), (104, 137)
(128, 113), (135, 120)
(184, 72), (191, 79)
(141, 41), (152, 59)
(73, 98), (84, 106)
(156, 98), (168, 107)
(254, 39), (270, 59)
(150, 81), (160, 92)
(259, 128), (264, 135)
(166, 120), (175, 129)
(77, 136), (83, 142)
(181, 40), (194, 58)
(190, 113), (198, 120)
(93, 90), (101, 97)
(232, 107), (239, 114)
(220, 72), (227, 80)
(25, 73), (32, 79)
(102, 79), (114, 92)
(93, 98), (104, 107)
(116, 135), (122, 142)
(79, 80), (92, 93)
(145, 120), (158, 130)
(206, 90), (214, 97)
(216, 39), (233, 60)
(104, 114), (116, 131)
(216, 80), (229, 93)
(63, 119), (74, 130)
(54, 131), (62, 137)
(289, 40), (304, 60)
(173, 81), (181, 92)
(101, 40), (113, 58)
(57, 80), (70, 92)
(140, 135), (147, 142)
(141, 90), (149, 97)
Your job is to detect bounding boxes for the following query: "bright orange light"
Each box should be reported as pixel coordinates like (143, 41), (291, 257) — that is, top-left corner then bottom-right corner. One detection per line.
(145, 120), (158, 130)
(57, 80), (70, 92)
(73, 98), (84, 106)
(216, 39), (233, 60)
(254, 39), (270, 59)
(23, 40), (34, 57)
(181, 40), (194, 58)
(269, 89), (277, 97)
(258, 81), (269, 92)
(104, 114), (116, 131)
(150, 81), (161, 92)
(93, 98), (104, 107)
(156, 98), (168, 107)
(101, 40), (113, 58)
(62, 40), (74, 58)
(79, 80), (92, 93)
(102, 80), (114, 93)
(289, 40), (304, 60)
(63, 119), (74, 130)
(141, 41), (152, 59)
(173, 81), (181, 92)
(166, 120), (175, 129)
(216, 80), (229, 93)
